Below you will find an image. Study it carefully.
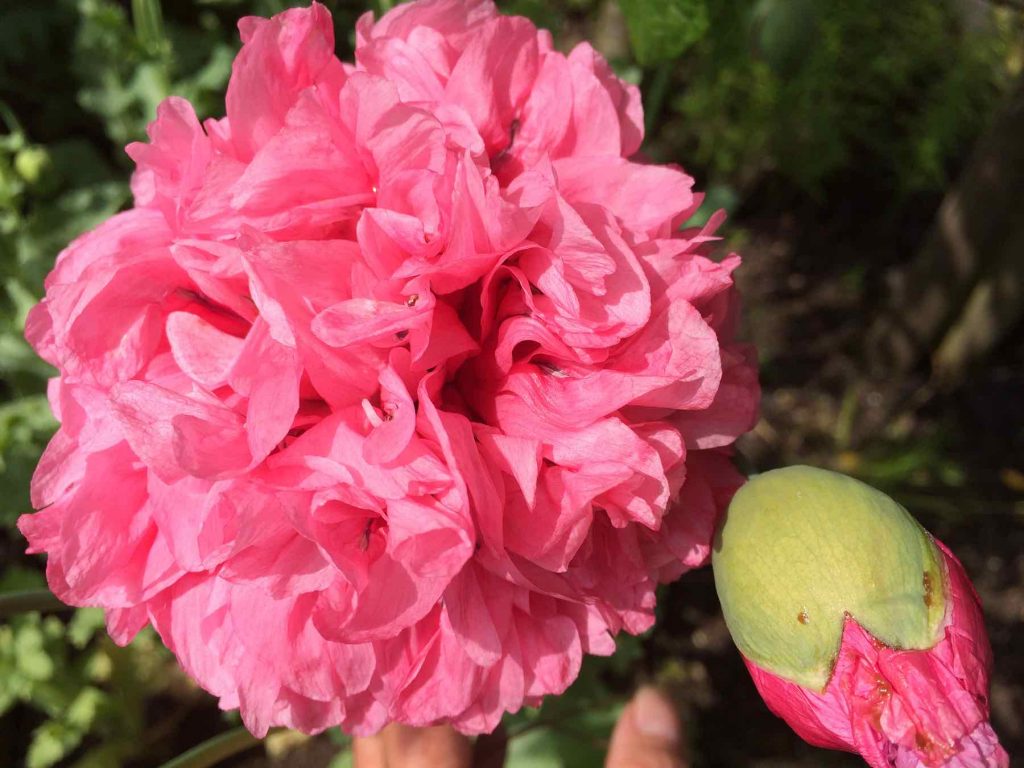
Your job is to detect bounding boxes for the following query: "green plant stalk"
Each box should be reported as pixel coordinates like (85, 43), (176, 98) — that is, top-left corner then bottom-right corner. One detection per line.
(643, 62), (673, 138)
(158, 726), (261, 768)
(132, 0), (167, 51)
(0, 589), (70, 619)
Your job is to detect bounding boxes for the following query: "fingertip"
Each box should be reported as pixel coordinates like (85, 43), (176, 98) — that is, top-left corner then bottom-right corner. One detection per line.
(352, 731), (387, 768)
(607, 687), (686, 768)
(382, 723), (473, 768)
(632, 686), (681, 743)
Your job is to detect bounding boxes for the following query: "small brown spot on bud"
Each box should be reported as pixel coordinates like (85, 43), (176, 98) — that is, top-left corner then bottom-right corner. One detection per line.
(405, 294), (419, 307)
(797, 610), (810, 625)
(923, 571), (934, 607)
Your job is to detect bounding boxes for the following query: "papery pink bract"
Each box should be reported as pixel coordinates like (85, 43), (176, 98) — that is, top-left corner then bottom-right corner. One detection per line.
(20, 0), (759, 736)
(746, 544), (1009, 768)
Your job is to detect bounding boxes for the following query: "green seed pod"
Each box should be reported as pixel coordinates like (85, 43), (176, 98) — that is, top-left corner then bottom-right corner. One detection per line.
(712, 466), (946, 690)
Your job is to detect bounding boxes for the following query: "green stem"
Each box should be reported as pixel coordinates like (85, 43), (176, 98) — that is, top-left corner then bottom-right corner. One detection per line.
(643, 61), (673, 139)
(0, 589), (70, 619)
(0, 99), (24, 138)
(158, 727), (261, 768)
(132, 0), (167, 52)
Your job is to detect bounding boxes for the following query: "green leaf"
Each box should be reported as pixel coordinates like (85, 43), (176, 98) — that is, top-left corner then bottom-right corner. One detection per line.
(0, 395), (56, 440)
(618, 0), (709, 66)
(683, 184), (739, 229)
(28, 721), (78, 768)
(327, 749), (353, 768)
(66, 686), (106, 731)
(0, 396), (55, 523)
(67, 609), (107, 650)
(753, 0), (820, 77)
(506, 728), (563, 768)
(0, 334), (54, 381)
(16, 180), (130, 281)
(46, 139), (118, 190)
(13, 621), (55, 681)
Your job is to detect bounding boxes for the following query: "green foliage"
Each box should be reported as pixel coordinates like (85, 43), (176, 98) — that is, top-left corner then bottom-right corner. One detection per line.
(0, 114), (123, 519)
(73, 0), (236, 149)
(0, 0), (240, 518)
(619, 0), (709, 65)
(660, 0), (1021, 194)
(0, 2), (240, 765)
(0, 396), (55, 525)
(0, 565), (176, 766)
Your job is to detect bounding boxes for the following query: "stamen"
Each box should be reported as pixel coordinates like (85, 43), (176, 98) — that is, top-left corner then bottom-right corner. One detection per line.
(358, 519), (373, 552)
(538, 361), (568, 378)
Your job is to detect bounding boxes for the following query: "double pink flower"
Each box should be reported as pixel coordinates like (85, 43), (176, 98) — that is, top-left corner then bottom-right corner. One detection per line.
(20, 0), (758, 736)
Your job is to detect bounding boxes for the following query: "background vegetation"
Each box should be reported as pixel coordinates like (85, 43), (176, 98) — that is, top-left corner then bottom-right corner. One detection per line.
(1, 0), (1022, 765)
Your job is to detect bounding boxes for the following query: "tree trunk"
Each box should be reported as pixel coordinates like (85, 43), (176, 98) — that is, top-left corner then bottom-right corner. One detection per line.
(931, 221), (1024, 385)
(865, 74), (1024, 383)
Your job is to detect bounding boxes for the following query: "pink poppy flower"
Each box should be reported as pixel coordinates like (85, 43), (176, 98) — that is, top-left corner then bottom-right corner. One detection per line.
(20, 0), (759, 736)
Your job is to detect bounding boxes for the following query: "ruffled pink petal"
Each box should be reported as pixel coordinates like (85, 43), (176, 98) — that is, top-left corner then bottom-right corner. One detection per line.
(442, 16), (539, 156)
(166, 311), (245, 390)
(554, 156), (695, 238)
(225, 3), (345, 160)
(127, 97), (212, 228)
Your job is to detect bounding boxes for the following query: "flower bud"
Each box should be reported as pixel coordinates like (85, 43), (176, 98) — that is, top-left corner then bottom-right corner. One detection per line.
(713, 466), (1008, 768)
(14, 146), (53, 188)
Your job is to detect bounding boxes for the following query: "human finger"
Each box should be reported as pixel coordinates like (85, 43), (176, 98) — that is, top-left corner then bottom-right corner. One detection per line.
(380, 723), (473, 768)
(352, 730), (388, 768)
(606, 687), (686, 768)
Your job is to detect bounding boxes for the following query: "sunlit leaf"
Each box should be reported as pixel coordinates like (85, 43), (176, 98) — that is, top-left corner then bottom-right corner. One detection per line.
(27, 721), (78, 768)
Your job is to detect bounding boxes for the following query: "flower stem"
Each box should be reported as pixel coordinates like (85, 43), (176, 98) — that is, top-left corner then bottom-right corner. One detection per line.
(158, 727), (261, 768)
(643, 61), (673, 139)
(0, 589), (70, 619)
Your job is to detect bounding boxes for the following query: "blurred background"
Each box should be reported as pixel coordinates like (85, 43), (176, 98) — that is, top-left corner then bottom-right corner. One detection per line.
(0, 0), (1022, 765)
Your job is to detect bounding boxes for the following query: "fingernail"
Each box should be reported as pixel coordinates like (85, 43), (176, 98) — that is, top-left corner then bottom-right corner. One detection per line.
(632, 686), (679, 742)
